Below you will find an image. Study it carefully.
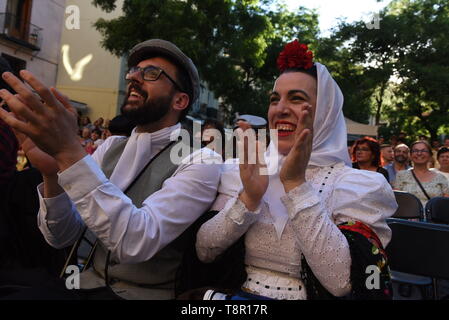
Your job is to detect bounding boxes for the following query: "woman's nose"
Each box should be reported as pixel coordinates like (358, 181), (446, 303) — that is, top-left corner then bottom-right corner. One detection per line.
(277, 99), (290, 115)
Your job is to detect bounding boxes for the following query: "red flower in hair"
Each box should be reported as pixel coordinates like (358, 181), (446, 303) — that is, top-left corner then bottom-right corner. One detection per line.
(277, 40), (314, 72)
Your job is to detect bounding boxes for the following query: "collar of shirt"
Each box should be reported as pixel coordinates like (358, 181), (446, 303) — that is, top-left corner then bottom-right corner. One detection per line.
(110, 123), (181, 191)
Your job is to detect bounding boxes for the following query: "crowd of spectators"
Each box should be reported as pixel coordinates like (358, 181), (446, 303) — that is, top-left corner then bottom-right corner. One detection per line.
(349, 134), (449, 207)
(77, 114), (135, 155)
(0, 37), (445, 301)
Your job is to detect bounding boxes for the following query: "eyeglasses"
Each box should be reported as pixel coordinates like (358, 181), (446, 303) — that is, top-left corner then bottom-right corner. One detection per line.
(355, 147), (371, 152)
(411, 149), (430, 154)
(126, 65), (183, 92)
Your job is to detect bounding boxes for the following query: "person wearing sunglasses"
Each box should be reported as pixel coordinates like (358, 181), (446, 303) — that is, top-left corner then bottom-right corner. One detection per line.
(393, 140), (449, 206)
(0, 39), (222, 299)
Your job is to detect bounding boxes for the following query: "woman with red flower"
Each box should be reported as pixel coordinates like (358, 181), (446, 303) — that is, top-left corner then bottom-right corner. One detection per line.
(195, 40), (396, 300)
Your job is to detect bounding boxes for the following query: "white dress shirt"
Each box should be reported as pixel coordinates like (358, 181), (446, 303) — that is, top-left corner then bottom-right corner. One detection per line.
(37, 123), (222, 264)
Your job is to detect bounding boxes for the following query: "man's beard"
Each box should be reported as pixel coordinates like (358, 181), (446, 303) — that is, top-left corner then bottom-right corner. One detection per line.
(395, 156), (407, 163)
(120, 84), (173, 126)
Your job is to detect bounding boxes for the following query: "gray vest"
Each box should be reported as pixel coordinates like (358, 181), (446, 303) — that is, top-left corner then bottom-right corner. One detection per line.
(87, 138), (187, 298)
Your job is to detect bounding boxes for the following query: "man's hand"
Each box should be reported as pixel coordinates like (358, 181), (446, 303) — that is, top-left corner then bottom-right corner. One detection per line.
(17, 129), (60, 177)
(0, 71), (86, 171)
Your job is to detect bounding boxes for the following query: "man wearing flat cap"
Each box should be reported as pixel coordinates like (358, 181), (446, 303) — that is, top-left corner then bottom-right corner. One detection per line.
(0, 39), (222, 299)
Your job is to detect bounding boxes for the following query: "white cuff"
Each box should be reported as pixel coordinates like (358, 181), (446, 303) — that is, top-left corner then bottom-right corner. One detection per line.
(225, 196), (261, 225)
(57, 155), (108, 201)
(37, 182), (72, 221)
(281, 182), (320, 219)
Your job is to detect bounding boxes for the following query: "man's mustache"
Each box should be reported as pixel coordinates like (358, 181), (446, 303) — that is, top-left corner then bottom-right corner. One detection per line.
(127, 83), (148, 100)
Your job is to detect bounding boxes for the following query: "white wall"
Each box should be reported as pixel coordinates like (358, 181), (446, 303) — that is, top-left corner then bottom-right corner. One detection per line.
(0, 0), (66, 87)
(0, 0), (7, 12)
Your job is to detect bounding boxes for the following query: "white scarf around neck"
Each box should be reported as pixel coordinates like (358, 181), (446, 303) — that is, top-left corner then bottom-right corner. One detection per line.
(110, 123), (181, 191)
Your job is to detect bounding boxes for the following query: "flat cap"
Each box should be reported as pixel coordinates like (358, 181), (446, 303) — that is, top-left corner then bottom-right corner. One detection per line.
(128, 39), (200, 104)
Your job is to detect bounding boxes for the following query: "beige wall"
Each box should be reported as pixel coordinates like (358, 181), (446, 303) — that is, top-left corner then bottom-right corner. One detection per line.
(56, 0), (124, 122)
(57, 85), (120, 121)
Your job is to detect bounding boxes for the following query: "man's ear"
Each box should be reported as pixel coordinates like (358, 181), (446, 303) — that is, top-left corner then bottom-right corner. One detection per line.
(172, 92), (190, 113)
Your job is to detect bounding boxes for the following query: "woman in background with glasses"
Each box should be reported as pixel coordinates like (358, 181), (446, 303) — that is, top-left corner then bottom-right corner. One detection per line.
(351, 137), (389, 181)
(393, 140), (449, 206)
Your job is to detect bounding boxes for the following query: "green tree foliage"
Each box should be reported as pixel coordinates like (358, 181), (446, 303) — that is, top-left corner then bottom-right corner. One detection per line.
(388, 0), (449, 142)
(91, 0), (319, 120)
(326, 0), (449, 141)
(314, 36), (382, 124)
(331, 16), (396, 125)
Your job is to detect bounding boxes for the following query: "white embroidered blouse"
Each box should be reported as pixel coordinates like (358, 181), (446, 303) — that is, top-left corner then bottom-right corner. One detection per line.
(196, 161), (397, 299)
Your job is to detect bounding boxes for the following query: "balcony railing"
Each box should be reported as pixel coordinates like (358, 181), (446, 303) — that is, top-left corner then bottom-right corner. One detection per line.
(0, 12), (42, 50)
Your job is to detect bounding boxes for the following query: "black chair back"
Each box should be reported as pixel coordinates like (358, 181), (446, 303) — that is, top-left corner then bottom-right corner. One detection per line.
(393, 191), (424, 220)
(386, 218), (449, 279)
(425, 197), (449, 224)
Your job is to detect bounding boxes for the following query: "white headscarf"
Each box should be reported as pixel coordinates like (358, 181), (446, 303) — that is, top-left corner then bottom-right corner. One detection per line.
(310, 62), (351, 167)
(264, 62), (351, 239)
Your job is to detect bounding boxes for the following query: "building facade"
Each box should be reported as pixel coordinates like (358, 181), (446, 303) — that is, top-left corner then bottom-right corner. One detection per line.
(56, 0), (219, 123)
(55, 0), (124, 121)
(0, 0), (66, 87)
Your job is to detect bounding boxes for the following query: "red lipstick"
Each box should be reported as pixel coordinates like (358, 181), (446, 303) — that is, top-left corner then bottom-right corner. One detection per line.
(274, 120), (296, 137)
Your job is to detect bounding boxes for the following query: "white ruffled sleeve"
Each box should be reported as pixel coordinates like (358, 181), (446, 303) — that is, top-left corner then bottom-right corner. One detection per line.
(281, 182), (352, 297)
(280, 168), (397, 297)
(330, 168), (397, 248)
(196, 196), (261, 263)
